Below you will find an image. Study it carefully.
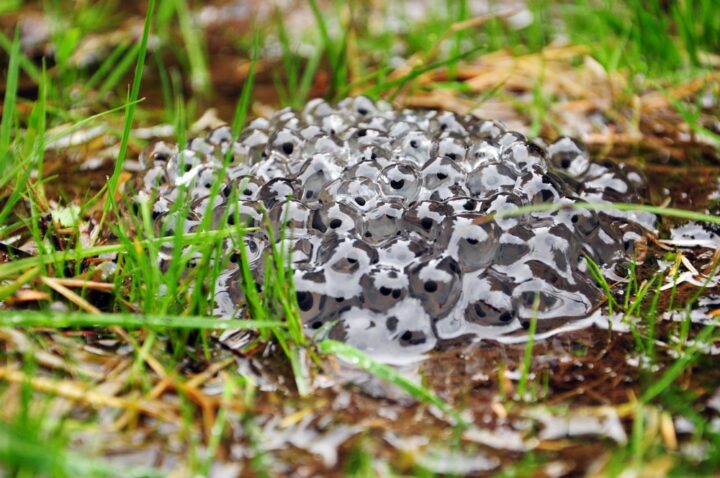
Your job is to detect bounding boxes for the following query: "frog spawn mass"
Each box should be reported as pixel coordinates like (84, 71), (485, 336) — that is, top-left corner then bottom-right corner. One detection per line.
(137, 97), (655, 363)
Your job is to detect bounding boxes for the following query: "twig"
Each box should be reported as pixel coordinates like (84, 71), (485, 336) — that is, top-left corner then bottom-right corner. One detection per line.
(0, 366), (177, 422)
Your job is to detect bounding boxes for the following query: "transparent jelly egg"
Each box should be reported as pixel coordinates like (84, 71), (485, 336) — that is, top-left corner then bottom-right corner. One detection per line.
(296, 153), (344, 202)
(500, 141), (547, 173)
(268, 128), (304, 160)
(359, 265), (409, 312)
(378, 162), (421, 203)
(395, 130), (434, 165)
(548, 136), (590, 178)
(315, 202), (363, 235)
(329, 177), (382, 212)
(445, 214), (500, 272)
(257, 177), (303, 208)
(361, 199), (406, 243)
(408, 255), (463, 319)
(402, 200), (454, 244)
(466, 162), (519, 198)
(268, 200), (313, 237)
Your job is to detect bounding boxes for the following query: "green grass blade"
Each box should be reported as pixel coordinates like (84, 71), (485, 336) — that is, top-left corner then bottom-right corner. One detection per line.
(0, 226), (254, 279)
(174, 0), (210, 94)
(517, 294), (539, 400)
(496, 201), (720, 225)
(641, 325), (716, 403)
(0, 27), (20, 171)
(0, 310), (286, 331)
(97, 42), (142, 97)
(98, 0), (156, 233)
(0, 29), (40, 83)
(231, 32), (259, 137)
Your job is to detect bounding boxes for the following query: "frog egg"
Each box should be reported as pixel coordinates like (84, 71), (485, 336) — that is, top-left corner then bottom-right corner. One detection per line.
(271, 108), (302, 129)
(190, 193), (223, 218)
(550, 203), (620, 264)
(480, 192), (526, 230)
(581, 163), (633, 199)
(276, 237), (314, 265)
(394, 130), (434, 165)
(359, 265), (409, 312)
(344, 158), (386, 181)
(500, 141), (547, 173)
(444, 196), (483, 214)
(250, 151), (290, 181)
(135, 96), (657, 356)
(315, 202), (363, 235)
(408, 255), (463, 320)
(466, 140), (501, 171)
(226, 162), (253, 182)
(299, 133), (347, 160)
(548, 136), (590, 178)
(445, 214), (500, 272)
(358, 115), (392, 133)
(497, 130), (527, 147)
(315, 235), (378, 274)
(491, 224), (533, 266)
(236, 128), (269, 164)
(220, 199), (265, 230)
(246, 116), (270, 129)
(230, 175), (265, 201)
(475, 119), (506, 139)
(466, 162), (520, 199)
(339, 300), (437, 361)
(321, 114), (350, 136)
(361, 199), (406, 243)
(299, 124), (323, 140)
(462, 271), (515, 326)
(329, 177), (382, 212)
(142, 165), (169, 192)
(348, 127), (392, 150)
(141, 141), (177, 168)
(257, 177), (303, 208)
(188, 136), (215, 156)
(147, 194), (173, 219)
(190, 166), (224, 201)
(296, 153), (344, 202)
(619, 224), (647, 260)
(302, 98), (333, 117)
(517, 224), (584, 284)
(208, 125), (233, 146)
(352, 145), (394, 167)
(436, 135), (467, 162)
(388, 120), (415, 139)
(294, 268), (360, 330)
(153, 209), (199, 238)
(511, 278), (597, 321)
(267, 200), (313, 237)
(418, 156), (467, 200)
(268, 128), (304, 160)
(617, 163), (647, 191)
(351, 96), (377, 118)
(214, 268), (247, 318)
(431, 111), (469, 136)
(167, 150), (203, 184)
(583, 215), (627, 265)
(402, 200), (454, 244)
(516, 170), (562, 204)
(377, 234), (432, 268)
(378, 162), (421, 203)
(224, 235), (265, 268)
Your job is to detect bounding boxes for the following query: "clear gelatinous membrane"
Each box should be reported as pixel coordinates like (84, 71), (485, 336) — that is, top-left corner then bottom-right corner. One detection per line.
(136, 97), (655, 363)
